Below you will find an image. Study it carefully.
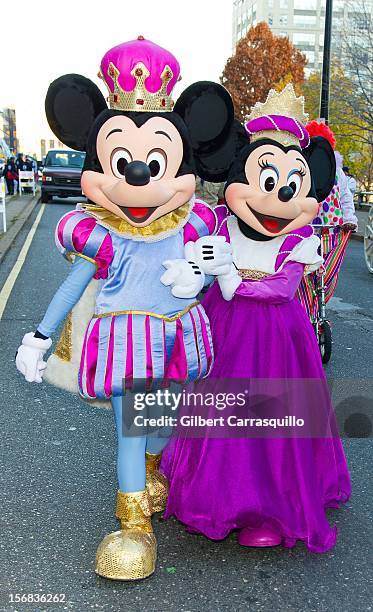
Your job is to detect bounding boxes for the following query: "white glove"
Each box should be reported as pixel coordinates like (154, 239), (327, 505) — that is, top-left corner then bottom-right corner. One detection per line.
(185, 236), (233, 276)
(16, 332), (52, 383)
(218, 264), (242, 301)
(160, 259), (205, 298)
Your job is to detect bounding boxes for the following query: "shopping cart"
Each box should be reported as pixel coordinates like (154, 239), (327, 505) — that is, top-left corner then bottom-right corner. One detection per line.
(297, 225), (351, 364)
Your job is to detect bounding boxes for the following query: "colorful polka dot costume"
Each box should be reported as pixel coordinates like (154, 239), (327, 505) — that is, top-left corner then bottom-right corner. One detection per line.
(313, 168), (343, 226)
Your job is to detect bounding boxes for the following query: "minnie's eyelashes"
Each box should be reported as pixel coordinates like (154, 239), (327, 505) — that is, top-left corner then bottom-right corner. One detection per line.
(258, 159), (272, 170)
(259, 158), (307, 178)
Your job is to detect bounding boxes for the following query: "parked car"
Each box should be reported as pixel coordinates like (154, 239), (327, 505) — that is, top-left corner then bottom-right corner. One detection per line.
(41, 149), (86, 203)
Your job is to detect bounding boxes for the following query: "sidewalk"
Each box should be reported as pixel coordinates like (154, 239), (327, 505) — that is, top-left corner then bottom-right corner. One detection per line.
(0, 189), (40, 264)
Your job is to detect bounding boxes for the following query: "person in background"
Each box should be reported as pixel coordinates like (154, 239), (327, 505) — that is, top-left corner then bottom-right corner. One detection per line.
(27, 156), (37, 171)
(16, 153), (33, 172)
(16, 154), (34, 193)
(296, 121), (357, 324)
(195, 176), (225, 207)
(2, 157), (18, 195)
(27, 156), (38, 182)
(339, 157), (358, 231)
(342, 166), (357, 199)
(15, 153), (23, 172)
(306, 122), (357, 231)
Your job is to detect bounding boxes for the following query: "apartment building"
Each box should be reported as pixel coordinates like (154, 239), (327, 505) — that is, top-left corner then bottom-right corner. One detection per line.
(232, 0), (372, 77)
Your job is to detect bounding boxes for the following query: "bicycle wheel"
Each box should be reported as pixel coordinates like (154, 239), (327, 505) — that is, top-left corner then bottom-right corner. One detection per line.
(318, 320), (332, 364)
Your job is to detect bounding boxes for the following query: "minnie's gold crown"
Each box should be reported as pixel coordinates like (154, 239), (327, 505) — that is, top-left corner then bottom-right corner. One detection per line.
(99, 61), (175, 112)
(248, 84), (308, 124)
(246, 84), (309, 147)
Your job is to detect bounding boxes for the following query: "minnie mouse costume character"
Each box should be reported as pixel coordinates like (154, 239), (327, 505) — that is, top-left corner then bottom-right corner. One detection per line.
(162, 85), (351, 553)
(15, 37), (236, 580)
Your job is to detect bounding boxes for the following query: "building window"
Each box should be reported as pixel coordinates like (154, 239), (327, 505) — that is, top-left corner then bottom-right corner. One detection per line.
(293, 32), (316, 46)
(333, 17), (343, 30)
(279, 14), (288, 26)
(280, 0), (288, 8)
(294, 0), (317, 8)
(353, 14), (371, 31)
(293, 14), (317, 27)
(268, 0), (274, 7)
(268, 13), (273, 25)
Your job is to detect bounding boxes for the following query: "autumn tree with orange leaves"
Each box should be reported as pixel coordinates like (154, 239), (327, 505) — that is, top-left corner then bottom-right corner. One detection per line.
(222, 22), (307, 121)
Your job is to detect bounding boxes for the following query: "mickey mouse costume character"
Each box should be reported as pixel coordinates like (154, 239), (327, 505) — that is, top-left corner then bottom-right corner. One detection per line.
(15, 37), (237, 580)
(162, 85), (351, 553)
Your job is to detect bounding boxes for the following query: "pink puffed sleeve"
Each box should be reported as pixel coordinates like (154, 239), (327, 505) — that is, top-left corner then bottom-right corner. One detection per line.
(215, 204), (230, 242)
(183, 199), (217, 243)
(55, 211), (113, 279)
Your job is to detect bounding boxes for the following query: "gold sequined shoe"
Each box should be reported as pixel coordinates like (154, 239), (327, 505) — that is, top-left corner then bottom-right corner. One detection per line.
(95, 490), (157, 581)
(146, 452), (169, 513)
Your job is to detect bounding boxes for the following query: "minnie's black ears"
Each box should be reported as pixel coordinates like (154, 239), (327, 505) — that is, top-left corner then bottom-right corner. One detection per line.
(303, 136), (336, 202)
(45, 74), (107, 151)
(174, 81), (239, 182)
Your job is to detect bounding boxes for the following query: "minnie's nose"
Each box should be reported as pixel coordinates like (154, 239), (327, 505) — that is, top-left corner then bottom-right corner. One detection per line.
(124, 161), (151, 186)
(278, 186), (294, 202)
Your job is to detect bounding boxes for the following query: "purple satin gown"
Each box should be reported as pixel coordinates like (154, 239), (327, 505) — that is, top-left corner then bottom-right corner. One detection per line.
(161, 219), (351, 553)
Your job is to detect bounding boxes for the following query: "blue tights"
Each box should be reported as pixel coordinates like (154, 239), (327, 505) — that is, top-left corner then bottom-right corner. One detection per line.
(36, 257), (173, 494)
(111, 395), (171, 493)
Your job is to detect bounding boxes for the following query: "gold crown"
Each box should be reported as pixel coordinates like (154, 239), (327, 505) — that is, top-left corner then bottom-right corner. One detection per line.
(247, 84), (309, 147)
(99, 61), (175, 112)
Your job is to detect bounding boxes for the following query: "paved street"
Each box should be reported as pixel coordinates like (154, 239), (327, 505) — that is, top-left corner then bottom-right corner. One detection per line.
(0, 201), (372, 612)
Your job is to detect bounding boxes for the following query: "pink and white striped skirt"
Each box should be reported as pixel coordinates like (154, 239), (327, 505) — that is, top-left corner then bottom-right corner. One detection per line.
(78, 304), (213, 399)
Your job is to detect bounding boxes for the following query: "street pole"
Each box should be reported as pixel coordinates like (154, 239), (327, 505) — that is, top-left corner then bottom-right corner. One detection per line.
(320, 0), (333, 124)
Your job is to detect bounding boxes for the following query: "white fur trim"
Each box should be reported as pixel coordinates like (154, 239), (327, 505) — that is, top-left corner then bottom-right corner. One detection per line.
(43, 280), (110, 409)
(282, 235), (323, 274)
(22, 332), (52, 351)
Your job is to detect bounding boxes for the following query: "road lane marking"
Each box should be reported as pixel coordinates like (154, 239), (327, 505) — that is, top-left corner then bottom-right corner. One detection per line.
(0, 204), (46, 320)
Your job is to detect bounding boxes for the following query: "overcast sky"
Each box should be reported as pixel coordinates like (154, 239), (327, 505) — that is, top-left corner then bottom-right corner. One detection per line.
(0, 0), (233, 154)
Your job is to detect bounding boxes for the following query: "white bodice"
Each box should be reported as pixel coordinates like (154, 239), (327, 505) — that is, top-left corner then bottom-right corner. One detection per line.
(227, 216), (322, 275)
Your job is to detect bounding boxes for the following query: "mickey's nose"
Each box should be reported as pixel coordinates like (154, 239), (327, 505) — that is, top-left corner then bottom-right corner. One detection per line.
(278, 186), (294, 202)
(124, 161), (151, 186)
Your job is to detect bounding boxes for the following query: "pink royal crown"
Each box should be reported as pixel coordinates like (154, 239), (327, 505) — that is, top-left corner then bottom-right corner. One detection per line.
(98, 36), (180, 113)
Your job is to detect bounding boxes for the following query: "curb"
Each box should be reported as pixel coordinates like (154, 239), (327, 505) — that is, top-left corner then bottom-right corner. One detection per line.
(0, 192), (41, 265)
(350, 232), (364, 243)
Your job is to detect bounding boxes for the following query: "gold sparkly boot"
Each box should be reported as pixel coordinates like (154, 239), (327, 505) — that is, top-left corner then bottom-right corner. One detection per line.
(95, 490), (157, 580)
(146, 452), (169, 513)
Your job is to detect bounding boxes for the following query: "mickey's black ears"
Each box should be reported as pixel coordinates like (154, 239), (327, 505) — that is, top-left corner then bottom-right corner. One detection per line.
(174, 81), (238, 182)
(303, 136), (336, 202)
(45, 74), (107, 151)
